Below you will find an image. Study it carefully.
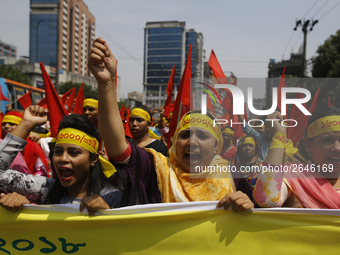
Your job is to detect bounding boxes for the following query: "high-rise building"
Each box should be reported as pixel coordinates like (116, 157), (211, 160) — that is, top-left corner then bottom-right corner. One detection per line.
(143, 21), (204, 109)
(0, 40), (17, 59)
(0, 40), (17, 65)
(29, 0), (95, 77)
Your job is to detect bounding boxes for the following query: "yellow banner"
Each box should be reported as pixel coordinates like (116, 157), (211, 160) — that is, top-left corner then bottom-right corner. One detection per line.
(0, 202), (340, 254)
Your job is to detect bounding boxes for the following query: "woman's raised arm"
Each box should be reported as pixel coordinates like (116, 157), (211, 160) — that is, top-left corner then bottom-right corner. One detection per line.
(88, 38), (127, 158)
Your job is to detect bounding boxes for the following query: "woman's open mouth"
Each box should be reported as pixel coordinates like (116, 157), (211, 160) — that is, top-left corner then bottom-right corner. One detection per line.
(59, 168), (73, 181)
(327, 156), (340, 165)
(185, 152), (200, 164)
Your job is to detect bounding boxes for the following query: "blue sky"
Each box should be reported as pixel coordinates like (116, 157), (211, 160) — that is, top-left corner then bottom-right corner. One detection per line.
(1, 0), (339, 98)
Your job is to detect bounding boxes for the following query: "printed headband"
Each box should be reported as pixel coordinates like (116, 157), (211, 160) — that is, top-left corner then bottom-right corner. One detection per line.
(56, 128), (99, 153)
(2, 115), (22, 125)
(243, 137), (255, 146)
(130, 108), (151, 122)
(223, 128), (234, 136)
(83, 99), (98, 109)
(307, 116), (340, 138)
(56, 128), (116, 177)
(179, 113), (220, 142)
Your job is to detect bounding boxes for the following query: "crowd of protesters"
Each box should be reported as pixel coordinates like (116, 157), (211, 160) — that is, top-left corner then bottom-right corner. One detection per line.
(0, 37), (339, 215)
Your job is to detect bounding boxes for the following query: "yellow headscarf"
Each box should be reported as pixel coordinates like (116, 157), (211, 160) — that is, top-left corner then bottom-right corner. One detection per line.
(144, 111), (235, 202)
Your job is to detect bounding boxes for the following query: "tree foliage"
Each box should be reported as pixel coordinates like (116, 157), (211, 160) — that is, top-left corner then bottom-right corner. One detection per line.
(59, 81), (98, 98)
(0, 64), (32, 85)
(311, 29), (340, 78)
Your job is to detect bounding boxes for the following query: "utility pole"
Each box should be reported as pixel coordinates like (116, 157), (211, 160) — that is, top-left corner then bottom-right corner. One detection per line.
(294, 19), (318, 77)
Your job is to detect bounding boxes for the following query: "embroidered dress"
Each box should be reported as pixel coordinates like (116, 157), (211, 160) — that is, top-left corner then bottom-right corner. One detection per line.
(254, 161), (340, 209)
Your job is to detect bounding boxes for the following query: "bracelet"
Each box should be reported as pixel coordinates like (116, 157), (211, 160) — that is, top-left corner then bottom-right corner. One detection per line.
(110, 141), (131, 162)
(269, 132), (287, 149)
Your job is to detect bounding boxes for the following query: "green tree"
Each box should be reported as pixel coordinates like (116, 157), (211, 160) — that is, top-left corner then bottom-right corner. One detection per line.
(59, 81), (98, 98)
(0, 64), (32, 85)
(311, 29), (340, 78)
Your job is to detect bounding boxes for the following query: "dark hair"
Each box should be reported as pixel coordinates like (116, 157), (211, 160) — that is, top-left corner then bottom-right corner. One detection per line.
(132, 105), (152, 122)
(46, 114), (108, 204)
(32, 126), (49, 134)
(84, 96), (98, 100)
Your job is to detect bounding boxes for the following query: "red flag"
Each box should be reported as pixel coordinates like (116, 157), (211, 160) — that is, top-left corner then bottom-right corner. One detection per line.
(208, 50), (237, 118)
(244, 103), (249, 123)
(73, 83), (85, 114)
(287, 86), (309, 145)
(120, 104), (126, 120)
(66, 87), (77, 113)
(40, 62), (67, 137)
(168, 45), (193, 148)
(208, 50), (227, 83)
(206, 93), (215, 115)
(277, 67), (286, 113)
(125, 108), (132, 138)
(37, 97), (47, 108)
(18, 90), (33, 109)
(289, 88), (320, 146)
(0, 86), (9, 101)
(208, 52), (244, 142)
(164, 65), (176, 118)
(328, 95), (333, 107)
(60, 87), (74, 105)
(309, 88), (320, 114)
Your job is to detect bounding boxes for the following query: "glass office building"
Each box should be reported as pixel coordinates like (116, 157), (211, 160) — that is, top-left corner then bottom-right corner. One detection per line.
(143, 21), (204, 109)
(30, 11), (58, 67)
(29, 0), (95, 76)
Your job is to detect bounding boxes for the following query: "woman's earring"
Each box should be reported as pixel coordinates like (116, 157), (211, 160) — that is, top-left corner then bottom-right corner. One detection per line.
(91, 163), (95, 166)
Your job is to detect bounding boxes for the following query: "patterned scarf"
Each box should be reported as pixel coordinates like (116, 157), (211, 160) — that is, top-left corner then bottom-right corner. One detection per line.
(145, 112), (235, 202)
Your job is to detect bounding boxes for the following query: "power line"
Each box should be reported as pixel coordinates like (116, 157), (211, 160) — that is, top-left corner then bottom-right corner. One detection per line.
(219, 60), (268, 63)
(96, 24), (143, 66)
(221, 64), (268, 67)
(283, 30), (295, 59)
(303, 0), (320, 18)
(210, 54), (268, 60)
(318, 0), (340, 20)
(237, 68), (267, 76)
(312, 0), (330, 18)
(292, 32), (303, 51)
